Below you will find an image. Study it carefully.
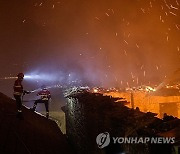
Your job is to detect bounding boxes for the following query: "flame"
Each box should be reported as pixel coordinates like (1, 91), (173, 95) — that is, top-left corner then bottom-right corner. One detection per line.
(104, 88), (180, 119)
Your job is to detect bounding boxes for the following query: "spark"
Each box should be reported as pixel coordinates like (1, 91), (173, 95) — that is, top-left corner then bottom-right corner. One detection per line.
(136, 43), (139, 48)
(136, 77), (139, 85)
(52, 5), (55, 9)
(150, 1), (153, 8)
(177, 46), (180, 51)
(141, 8), (145, 13)
(143, 71), (146, 77)
(161, 5), (164, 10)
(105, 13), (110, 17)
(39, 2), (43, 6)
(164, 0), (170, 9)
(121, 81), (123, 85)
(22, 19), (26, 23)
(170, 4), (178, 10)
(176, 0), (179, 5)
(175, 24), (180, 30)
(127, 82), (129, 87)
(95, 17), (100, 20)
(124, 50), (127, 56)
(124, 40), (128, 45)
(166, 35), (169, 41)
(131, 72), (135, 79)
(169, 11), (177, 16)
(111, 9), (114, 14)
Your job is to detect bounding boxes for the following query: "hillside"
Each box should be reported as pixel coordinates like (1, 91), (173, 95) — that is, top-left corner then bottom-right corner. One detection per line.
(0, 92), (74, 154)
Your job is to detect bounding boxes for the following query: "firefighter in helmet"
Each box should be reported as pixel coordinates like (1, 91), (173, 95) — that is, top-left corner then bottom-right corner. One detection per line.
(31, 85), (51, 118)
(13, 73), (30, 118)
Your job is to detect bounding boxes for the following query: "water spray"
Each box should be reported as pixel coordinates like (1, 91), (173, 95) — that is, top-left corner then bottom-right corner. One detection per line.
(30, 84), (64, 93)
(0, 72), (83, 92)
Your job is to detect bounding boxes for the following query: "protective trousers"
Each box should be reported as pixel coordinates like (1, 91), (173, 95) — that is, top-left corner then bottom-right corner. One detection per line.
(14, 95), (22, 112)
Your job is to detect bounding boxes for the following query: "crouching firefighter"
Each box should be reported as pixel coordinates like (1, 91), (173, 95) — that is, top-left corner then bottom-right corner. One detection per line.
(13, 73), (31, 119)
(31, 85), (51, 118)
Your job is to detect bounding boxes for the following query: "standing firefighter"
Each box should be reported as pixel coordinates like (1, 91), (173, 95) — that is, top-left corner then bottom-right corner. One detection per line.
(13, 73), (30, 119)
(31, 85), (51, 118)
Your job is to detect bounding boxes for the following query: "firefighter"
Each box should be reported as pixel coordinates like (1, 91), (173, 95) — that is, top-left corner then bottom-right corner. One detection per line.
(13, 73), (30, 119)
(31, 85), (51, 118)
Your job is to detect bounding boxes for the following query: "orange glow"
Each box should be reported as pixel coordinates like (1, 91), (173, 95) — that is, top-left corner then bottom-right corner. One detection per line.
(93, 89), (98, 93)
(105, 91), (180, 119)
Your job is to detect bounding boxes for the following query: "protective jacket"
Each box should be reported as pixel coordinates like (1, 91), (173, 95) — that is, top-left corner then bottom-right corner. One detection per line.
(37, 89), (51, 101)
(13, 79), (23, 96)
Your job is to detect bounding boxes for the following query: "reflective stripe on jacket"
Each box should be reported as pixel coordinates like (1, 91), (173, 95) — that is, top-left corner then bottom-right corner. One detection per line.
(14, 79), (23, 96)
(37, 90), (51, 101)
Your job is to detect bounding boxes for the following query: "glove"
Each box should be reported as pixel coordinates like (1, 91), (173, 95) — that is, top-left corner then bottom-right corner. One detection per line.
(26, 91), (31, 94)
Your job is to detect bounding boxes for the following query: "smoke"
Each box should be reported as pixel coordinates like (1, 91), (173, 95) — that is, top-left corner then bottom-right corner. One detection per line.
(0, 0), (180, 90)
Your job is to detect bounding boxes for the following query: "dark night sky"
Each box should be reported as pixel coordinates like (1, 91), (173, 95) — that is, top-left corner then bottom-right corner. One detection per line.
(0, 0), (180, 95)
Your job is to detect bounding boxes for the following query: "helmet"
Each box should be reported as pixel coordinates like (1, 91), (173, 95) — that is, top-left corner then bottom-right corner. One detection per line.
(17, 73), (24, 78)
